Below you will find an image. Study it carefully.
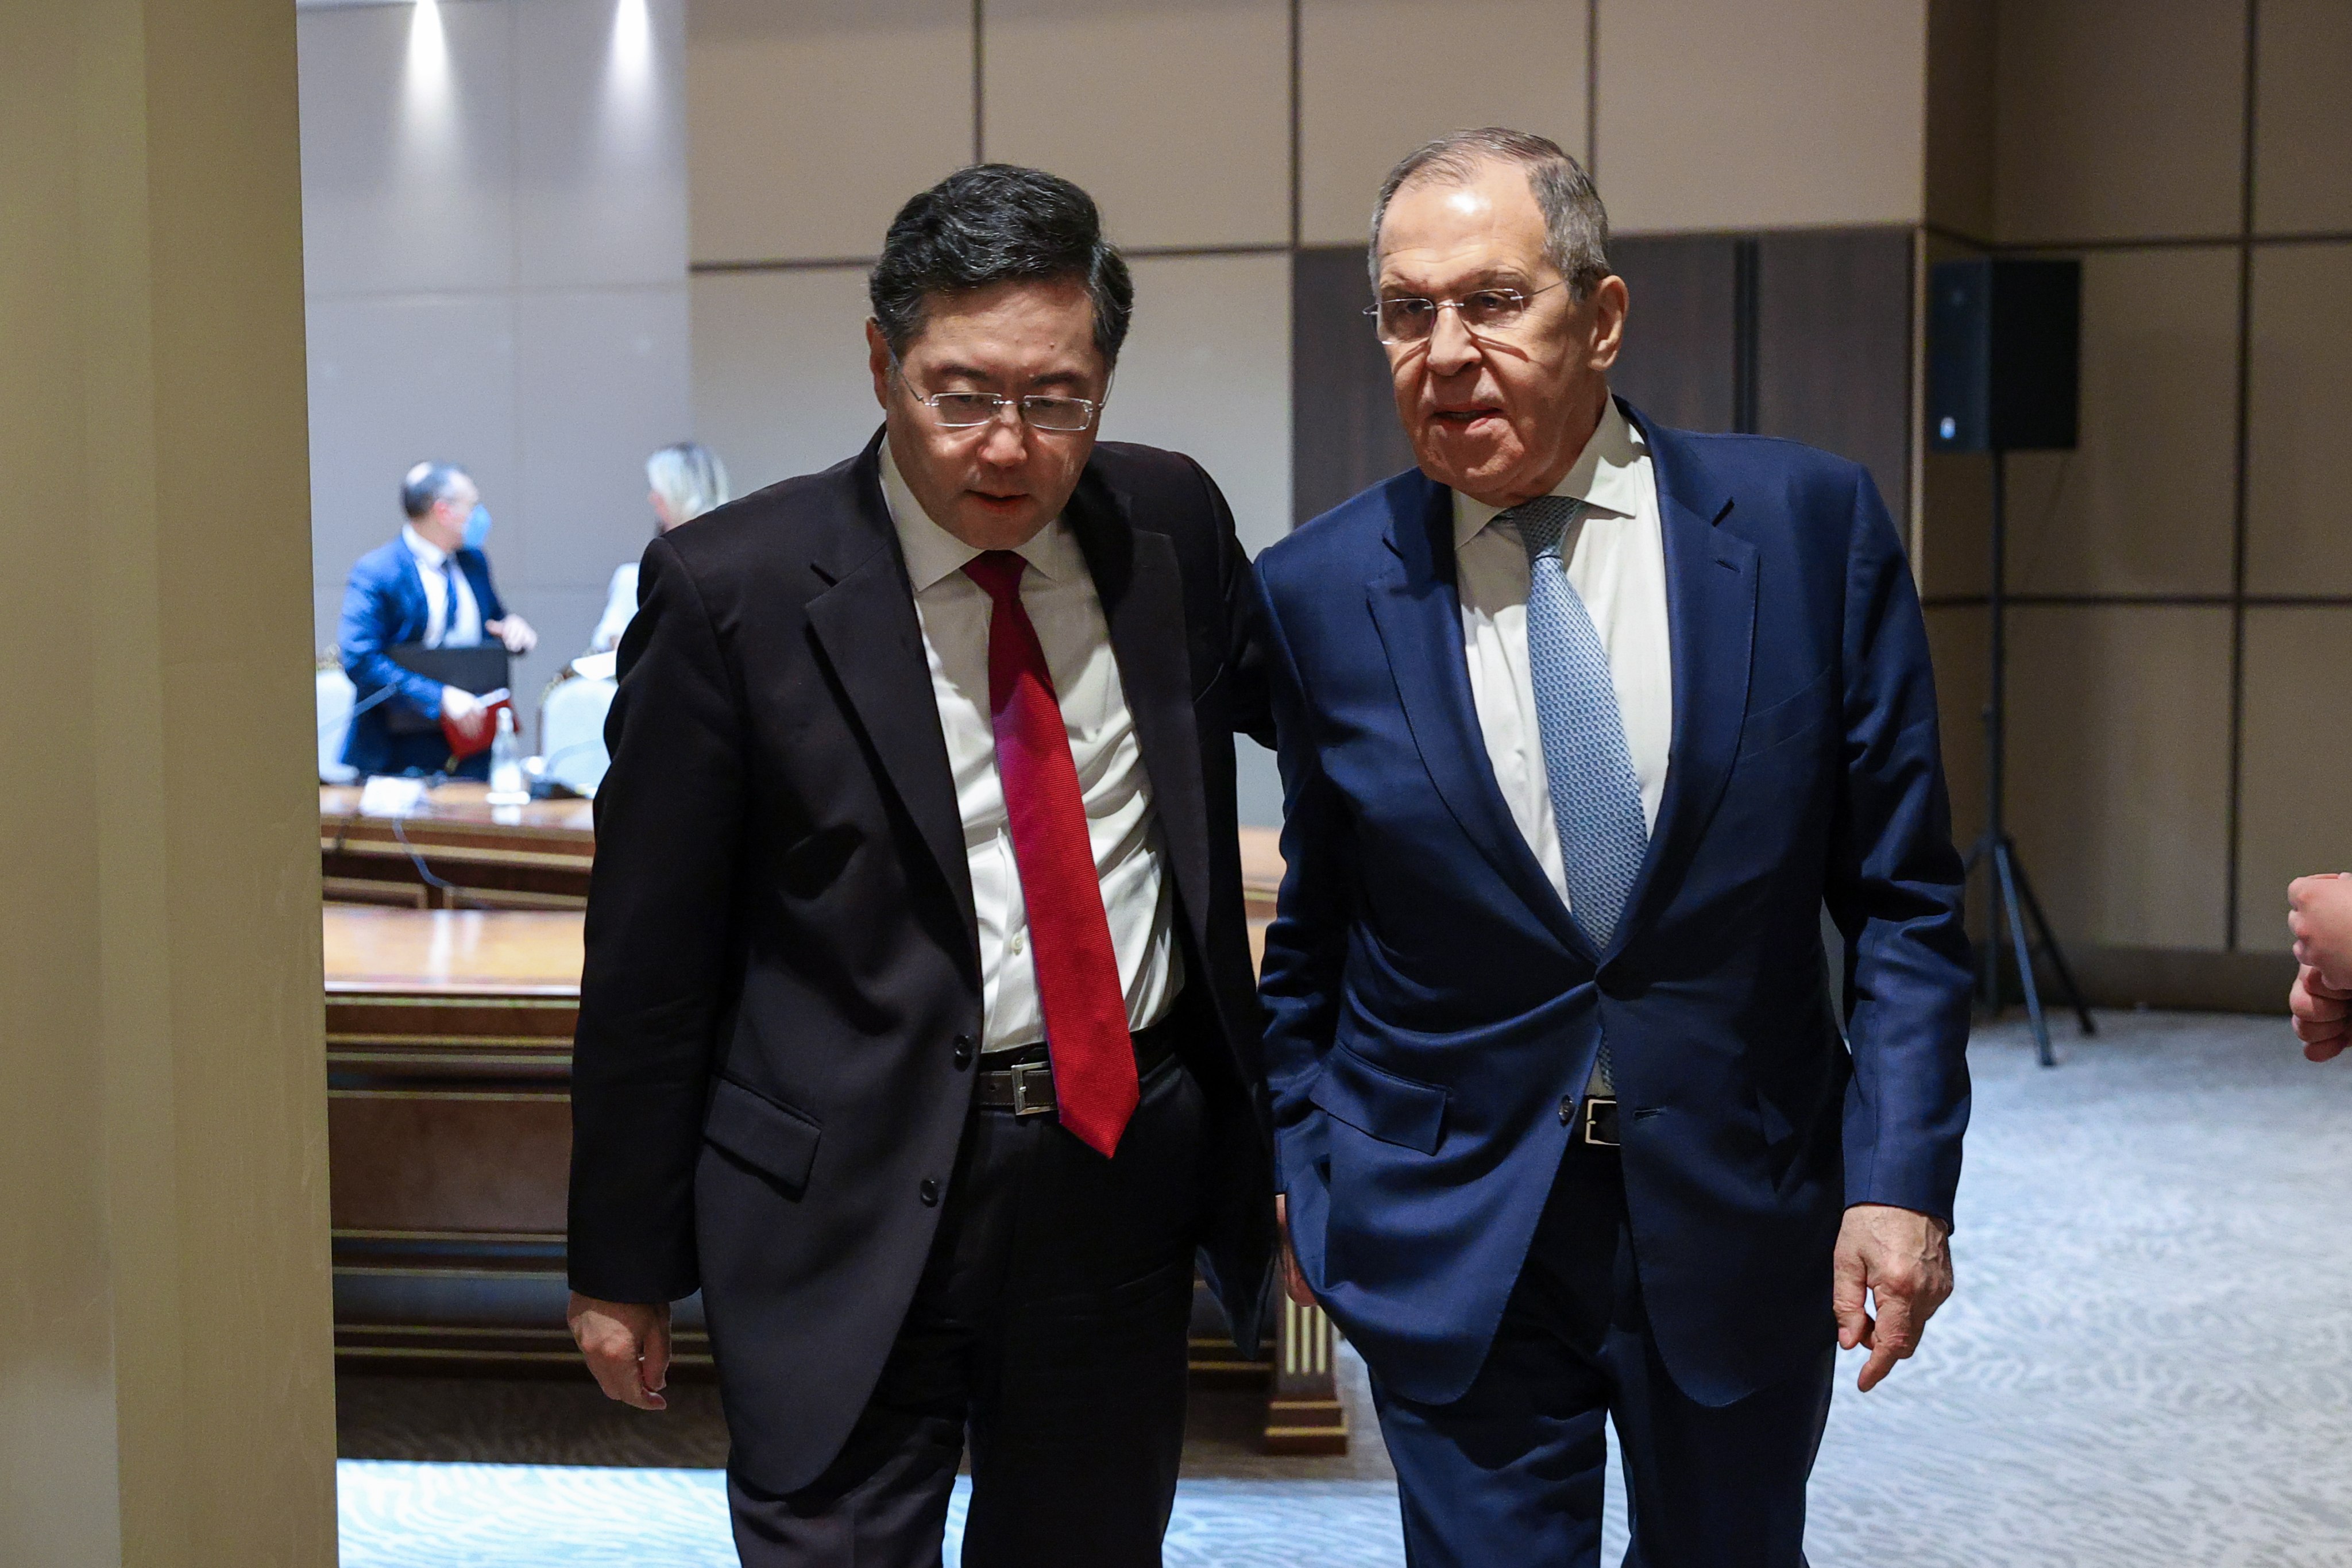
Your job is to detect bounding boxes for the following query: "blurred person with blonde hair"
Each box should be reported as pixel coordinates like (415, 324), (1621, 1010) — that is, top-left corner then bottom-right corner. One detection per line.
(590, 441), (731, 653)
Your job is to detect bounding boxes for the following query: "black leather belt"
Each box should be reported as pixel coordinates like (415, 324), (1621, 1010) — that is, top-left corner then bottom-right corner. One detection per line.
(1575, 1096), (1621, 1149)
(974, 1018), (1179, 1117)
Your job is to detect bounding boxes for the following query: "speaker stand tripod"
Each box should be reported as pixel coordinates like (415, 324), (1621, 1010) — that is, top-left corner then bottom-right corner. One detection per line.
(1964, 449), (2096, 1067)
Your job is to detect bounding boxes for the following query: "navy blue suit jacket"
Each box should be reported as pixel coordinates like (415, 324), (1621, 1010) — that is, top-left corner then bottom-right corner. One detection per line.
(1253, 401), (1972, 1409)
(337, 535), (507, 777)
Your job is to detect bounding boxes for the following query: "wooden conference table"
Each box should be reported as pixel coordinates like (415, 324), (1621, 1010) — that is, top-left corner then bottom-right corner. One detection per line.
(322, 789), (1344, 1453)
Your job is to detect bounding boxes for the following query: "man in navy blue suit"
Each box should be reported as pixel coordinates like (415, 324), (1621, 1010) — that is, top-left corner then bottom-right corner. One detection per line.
(337, 461), (537, 778)
(1254, 129), (1972, 1565)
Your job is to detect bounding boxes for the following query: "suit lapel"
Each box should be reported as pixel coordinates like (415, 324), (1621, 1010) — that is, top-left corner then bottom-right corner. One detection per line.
(1609, 411), (1756, 953)
(1366, 473), (1591, 959)
(1065, 470), (1215, 961)
(802, 434), (978, 949)
(394, 538), (431, 641)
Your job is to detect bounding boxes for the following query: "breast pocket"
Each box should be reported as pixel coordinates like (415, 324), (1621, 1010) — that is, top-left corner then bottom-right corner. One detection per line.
(1737, 666), (1833, 761)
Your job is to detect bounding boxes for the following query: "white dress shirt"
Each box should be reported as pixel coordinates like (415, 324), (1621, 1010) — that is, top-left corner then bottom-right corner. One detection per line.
(880, 444), (1181, 1055)
(592, 561), (639, 652)
(403, 523), (483, 648)
(1453, 398), (1673, 915)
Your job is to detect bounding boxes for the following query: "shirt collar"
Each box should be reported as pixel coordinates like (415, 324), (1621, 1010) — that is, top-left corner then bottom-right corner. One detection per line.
(1453, 397), (1648, 550)
(879, 439), (1081, 592)
(402, 523), (457, 570)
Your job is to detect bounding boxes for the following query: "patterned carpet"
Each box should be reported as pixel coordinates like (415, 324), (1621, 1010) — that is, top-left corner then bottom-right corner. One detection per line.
(341, 1011), (2352, 1566)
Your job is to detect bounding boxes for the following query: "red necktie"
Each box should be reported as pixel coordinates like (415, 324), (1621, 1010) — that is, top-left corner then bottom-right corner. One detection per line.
(963, 551), (1139, 1158)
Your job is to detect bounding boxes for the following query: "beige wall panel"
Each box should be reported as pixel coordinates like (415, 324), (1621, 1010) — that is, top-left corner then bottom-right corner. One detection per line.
(2003, 246), (2239, 597)
(2246, 244), (2352, 596)
(2005, 606), (2232, 951)
(1102, 253), (1292, 555)
(1298, 0), (1589, 248)
(2239, 608), (2352, 955)
(4, 0), (335, 1560)
(2254, 0), (2352, 234)
(1925, 0), (1995, 239)
(691, 267), (886, 496)
(298, 0), (517, 295)
(984, 0), (1289, 249)
(517, 0), (690, 287)
(1994, 0), (2246, 244)
(689, 0), (971, 264)
(1596, 0), (1927, 234)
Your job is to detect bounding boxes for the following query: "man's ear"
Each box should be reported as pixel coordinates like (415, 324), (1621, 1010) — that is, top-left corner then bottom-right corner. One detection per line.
(1589, 275), (1629, 373)
(866, 319), (893, 410)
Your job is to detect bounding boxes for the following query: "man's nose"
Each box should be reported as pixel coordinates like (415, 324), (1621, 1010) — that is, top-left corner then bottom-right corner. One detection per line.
(1425, 304), (1480, 376)
(976, 406), (1030, 465)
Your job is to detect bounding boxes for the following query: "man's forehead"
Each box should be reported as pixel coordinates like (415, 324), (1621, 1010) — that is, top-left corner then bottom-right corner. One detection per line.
(1378, 171), (1547, 284)
(903, 283), (1103, 381)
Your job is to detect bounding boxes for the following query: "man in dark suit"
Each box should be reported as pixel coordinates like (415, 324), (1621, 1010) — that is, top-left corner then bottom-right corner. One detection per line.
(1256, 129), (1972, 1565)
(565, 165), (1273, 1567)
(336, 461), (536, 778)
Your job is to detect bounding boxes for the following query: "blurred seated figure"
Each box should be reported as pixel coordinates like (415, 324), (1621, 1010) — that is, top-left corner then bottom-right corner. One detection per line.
(538, 659), (617, 797)
(316, 655), (358, 783)
(338, 461), (538, 779)
(589, 441), (730, 653)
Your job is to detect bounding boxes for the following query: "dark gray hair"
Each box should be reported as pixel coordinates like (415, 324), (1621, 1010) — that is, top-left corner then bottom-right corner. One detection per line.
(869, 164), (1134, 369)
(400, 461), (470, 520)
(1369, 128), (1611, 298)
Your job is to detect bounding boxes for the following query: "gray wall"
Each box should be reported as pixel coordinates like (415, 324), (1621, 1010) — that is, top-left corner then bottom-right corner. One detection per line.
(298, 0), (692, 714)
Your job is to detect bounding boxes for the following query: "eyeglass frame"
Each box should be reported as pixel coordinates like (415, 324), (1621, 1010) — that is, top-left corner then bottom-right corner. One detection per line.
(1363, 280), (1570, 346)
(886, 353), (1107, 434)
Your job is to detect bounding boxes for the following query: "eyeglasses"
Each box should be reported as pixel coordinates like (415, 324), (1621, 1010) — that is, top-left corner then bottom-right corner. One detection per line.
(891, 360), (1103, 434)
(1365, 282), (1567, 345)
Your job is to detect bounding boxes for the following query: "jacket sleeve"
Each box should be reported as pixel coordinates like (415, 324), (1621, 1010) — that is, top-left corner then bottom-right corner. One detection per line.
(1250, 561), (1354, 1192)
(567, 533), (747, 1303)
(1180, 453), (1275, 747)
(338, 558), (445, 721)
(1825, 468), (1974, 1226)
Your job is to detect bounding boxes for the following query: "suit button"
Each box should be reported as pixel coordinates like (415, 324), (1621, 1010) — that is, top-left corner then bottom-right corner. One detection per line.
(952, 1035), (974, 1068)
(1559, 1096), (1575, 1126)
(919, 1178), (940, 1207)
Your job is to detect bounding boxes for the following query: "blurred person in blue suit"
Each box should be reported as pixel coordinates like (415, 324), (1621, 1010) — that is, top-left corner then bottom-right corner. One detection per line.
(589, 441), (731, 655)
(1253, 130), (1972, 1567)
(338, 461), (538, 778)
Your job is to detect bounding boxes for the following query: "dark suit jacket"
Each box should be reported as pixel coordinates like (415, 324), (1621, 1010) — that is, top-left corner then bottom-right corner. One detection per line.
(568, 428), (1277, 1495)
(1253, 400), (1972, 1409)
(336, 535), (507, 777)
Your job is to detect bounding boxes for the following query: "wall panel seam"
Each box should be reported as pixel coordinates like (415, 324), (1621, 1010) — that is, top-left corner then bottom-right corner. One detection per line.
(2224, 0), (2260, 952)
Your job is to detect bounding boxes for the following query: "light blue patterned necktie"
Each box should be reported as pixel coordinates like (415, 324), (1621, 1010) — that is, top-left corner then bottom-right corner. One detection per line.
(1510, 495), (1650, 1094)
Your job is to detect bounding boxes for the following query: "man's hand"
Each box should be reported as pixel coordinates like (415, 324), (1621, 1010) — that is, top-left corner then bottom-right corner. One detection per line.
(2289, 873), (2352, 992)
(2291, 963), (2352, 1061)
(486, 615), (538, 655)
(1273, 1194), (1314, 1307)
(440, 685), (482, 724)
(567, 1292), (671, 1409)
(1833, 1204), (1953, 1392)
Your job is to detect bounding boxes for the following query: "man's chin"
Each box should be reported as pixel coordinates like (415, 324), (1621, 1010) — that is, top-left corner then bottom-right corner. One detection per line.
(952, 496), (1047, 548)
(1412, 432), (1524, 497)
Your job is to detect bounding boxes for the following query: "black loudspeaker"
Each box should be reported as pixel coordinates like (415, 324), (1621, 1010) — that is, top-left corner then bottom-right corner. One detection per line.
(1926, 258), (2080, 453)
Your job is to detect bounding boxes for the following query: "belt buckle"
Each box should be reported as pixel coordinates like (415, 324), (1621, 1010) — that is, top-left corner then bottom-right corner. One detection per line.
(1010, 1061), (1055, 1117)
(1582, 1096), (1620, 1148)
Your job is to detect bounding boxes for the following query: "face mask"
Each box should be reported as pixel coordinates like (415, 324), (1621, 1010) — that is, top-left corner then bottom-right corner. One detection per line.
(461, 504), (492, 551)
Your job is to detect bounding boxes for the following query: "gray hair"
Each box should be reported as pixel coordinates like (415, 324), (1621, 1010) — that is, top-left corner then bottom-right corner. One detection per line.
(645, 442), (730, 526)
(1368, 128), (1611, 298)
(400, 460), (470, 520)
